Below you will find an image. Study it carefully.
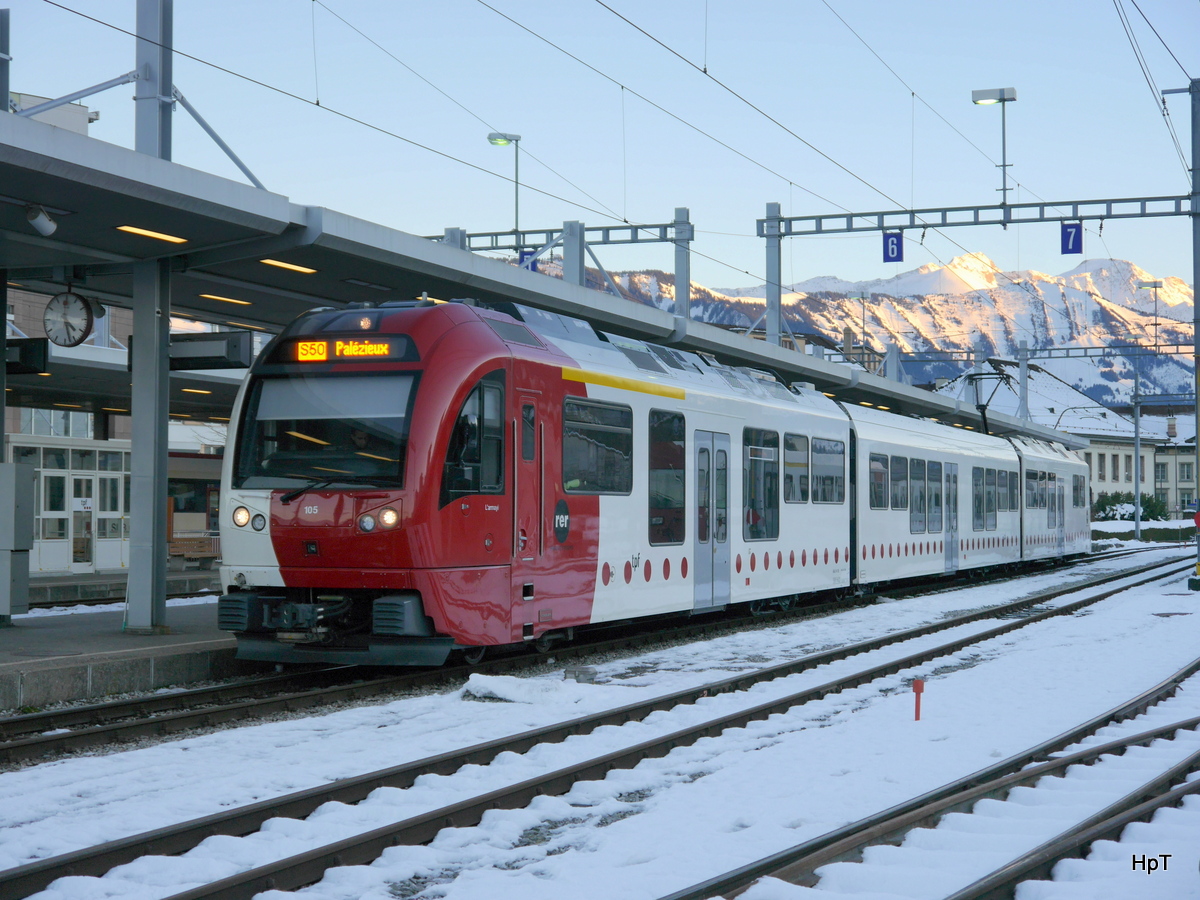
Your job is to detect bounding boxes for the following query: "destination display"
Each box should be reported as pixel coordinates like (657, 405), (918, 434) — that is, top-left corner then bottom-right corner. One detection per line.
(281, 335), (415, 364)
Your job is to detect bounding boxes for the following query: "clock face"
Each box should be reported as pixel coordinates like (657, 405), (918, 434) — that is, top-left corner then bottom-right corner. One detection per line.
(43, 292), (94, 348)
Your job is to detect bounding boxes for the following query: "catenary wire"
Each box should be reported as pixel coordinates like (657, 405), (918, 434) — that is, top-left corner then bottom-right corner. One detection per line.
(313, 0), (626, 223)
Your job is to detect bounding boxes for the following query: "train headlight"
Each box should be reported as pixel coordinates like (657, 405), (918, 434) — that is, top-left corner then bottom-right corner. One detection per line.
(251, 514), (266, 532)
(358, 514), (377, 532)
(379, 507), (399, 528)
(233, 506), (251, 527)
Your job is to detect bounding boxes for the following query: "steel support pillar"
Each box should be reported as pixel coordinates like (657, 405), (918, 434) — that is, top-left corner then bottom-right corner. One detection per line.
(673, 207), (692, 319)
(135, 0), (172, 159)
(126, 0), (174, 631)
(1134, 369), (1142, 540)
(764, 202), (782, 346)
(0, 9), (9, 112)
(1017, 340), (1030, 420)
(562, 221), (585, 287)
(126, 259), (171, 633)
(1191, 78), (1200, 583)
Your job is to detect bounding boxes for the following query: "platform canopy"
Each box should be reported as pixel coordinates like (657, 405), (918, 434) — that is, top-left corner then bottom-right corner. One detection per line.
(0, 113), (1084, 449)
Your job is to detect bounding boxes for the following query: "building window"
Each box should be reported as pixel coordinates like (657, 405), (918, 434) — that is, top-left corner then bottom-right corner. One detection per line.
(1125, 454), (1133, 482)
(648, 410), (685, 545)
(1098, 455), (1106, 481)
(1111, 454), (1119, 483)
(1155, 462), (1168, 483)
(1181, 489), (1194, 509)
(1084, 452), (1092, 475)
(1181, 462), (1194, 482)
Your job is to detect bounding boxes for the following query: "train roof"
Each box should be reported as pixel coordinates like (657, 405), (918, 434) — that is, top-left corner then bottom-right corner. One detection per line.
(493, 301), (847, 421)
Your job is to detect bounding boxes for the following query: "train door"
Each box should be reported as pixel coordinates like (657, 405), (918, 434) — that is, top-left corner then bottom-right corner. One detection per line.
(944, 463), (959, 574)
(512, 397), (542, 606)
(1056, 477), (1066, 554)
(694, 431), (730, 610)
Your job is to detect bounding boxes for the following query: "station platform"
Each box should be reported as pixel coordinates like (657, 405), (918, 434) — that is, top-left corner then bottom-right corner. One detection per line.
(0, 599), (260, 712)
(28, 569), (221, 607)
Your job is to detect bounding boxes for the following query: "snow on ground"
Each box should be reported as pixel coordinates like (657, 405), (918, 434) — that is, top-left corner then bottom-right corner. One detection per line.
(5, 549), (1199, 900)
(1090, 518), (1197, 534)
(13, 594), (218, 619)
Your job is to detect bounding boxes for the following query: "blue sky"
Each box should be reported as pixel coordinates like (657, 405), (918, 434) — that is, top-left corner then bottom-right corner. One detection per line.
(9, 0), (1200, 291)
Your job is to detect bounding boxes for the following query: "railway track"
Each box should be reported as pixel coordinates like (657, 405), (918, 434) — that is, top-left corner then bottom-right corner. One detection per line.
(662, 686), (1200, 899)
(0, 548), (1167, 768)
(1, 555), (1188, 899)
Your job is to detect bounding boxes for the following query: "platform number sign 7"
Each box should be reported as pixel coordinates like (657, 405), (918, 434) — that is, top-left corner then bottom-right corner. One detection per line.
(883, 232), (903, 263)
(1061, 222), (1083, 255)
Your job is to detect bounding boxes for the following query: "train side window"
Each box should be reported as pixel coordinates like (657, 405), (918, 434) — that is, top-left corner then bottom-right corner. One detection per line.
(1010, 470), (1020, 510)
(909, 458), (926, 533)
(812, 438), (845, 503)
(697, 448), (710, 544)
(1047, 473), (1057, 527)
(927, 461), (943, 532)
(743, 428), (779, 540)
(946, 468), (958, 532)
(562, 399), (633, 494)
(972, 467), (985, 531)
(521, 405), (535, 461)
(868, 453), (888, 508)
(997, 470), (1008, 511)
(648, 410), (685, 545)
(1038, 471), (1048, 509)
(985, 468), (997, 530)
(1026, 470), (1038, 508)
(783, 434), (809, 503)
(890, 456), (909, 510)
(440, 373), (505, 506)
(715, 450), (728, 542)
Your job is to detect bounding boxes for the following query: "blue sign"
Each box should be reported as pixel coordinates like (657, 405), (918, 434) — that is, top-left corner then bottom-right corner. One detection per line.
(519, 250), (539, 272)
(883, 232), (903, 263)
(1061, 222), (1083, 255)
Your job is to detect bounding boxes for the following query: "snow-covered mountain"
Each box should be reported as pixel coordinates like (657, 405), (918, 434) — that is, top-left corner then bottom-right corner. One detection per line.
(599, 254), (1194, 405)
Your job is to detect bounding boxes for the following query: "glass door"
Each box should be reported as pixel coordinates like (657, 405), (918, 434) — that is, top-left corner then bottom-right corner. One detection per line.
(70, 475), (95, 572)
(96, 474), (124, 569)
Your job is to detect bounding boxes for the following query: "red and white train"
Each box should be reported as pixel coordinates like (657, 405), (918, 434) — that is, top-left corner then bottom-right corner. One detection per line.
(217, 299), (1091, 665)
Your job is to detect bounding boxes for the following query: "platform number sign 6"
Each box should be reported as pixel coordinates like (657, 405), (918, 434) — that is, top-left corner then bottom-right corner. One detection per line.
(883, 232), (903, 263)
(1061, 222), (1083, 255)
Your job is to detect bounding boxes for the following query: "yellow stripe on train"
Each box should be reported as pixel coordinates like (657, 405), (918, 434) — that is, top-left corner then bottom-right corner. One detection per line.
(561, 367), (686, 400)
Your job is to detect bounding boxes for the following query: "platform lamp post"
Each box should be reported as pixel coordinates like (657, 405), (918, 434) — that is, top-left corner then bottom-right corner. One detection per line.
(971, 88), (1017, 209)
(487, 132), (521, 234)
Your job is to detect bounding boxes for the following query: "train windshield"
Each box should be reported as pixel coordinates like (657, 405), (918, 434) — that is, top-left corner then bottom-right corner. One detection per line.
(234, 374), (416, 488)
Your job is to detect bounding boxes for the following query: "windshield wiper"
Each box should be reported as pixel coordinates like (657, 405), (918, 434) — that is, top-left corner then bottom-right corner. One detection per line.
(280, 478), (335, 505)
(278, 474), (392, 504)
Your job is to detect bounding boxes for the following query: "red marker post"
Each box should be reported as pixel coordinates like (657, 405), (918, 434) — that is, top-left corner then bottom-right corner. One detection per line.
(912, 678), (925, 721)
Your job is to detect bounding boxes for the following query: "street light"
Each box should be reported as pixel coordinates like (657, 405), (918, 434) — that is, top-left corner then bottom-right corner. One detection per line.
(487, 132), (521, 233)
(1137, 279), (1164, 350)
(972, 88), (1017, 206)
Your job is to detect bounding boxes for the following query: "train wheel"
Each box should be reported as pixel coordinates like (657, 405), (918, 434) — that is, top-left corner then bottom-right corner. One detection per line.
(750, 598), (771, 617)
(462, 646), (486, 665)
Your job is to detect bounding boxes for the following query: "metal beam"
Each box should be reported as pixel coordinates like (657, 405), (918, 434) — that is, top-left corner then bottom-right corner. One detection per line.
(762, 195), (1191, 237)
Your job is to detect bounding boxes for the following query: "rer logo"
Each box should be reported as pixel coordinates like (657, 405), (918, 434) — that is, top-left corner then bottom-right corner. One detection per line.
(296, 340), (328, 362)
(553, 499), (570, 544)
